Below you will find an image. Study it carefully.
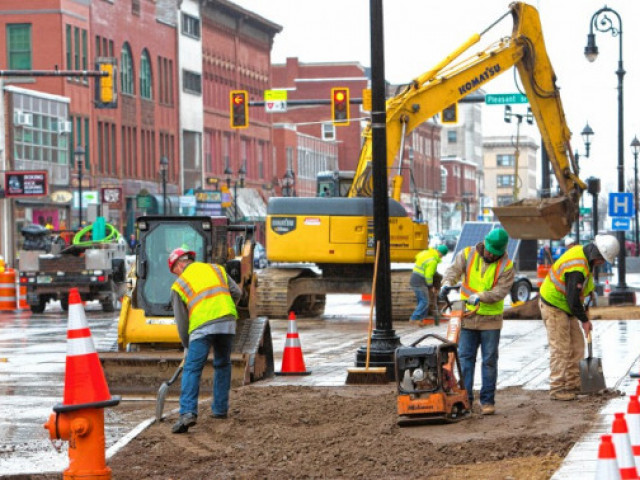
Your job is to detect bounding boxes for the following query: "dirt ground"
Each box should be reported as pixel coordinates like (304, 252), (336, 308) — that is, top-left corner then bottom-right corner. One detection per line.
(95, 384), (618, 480)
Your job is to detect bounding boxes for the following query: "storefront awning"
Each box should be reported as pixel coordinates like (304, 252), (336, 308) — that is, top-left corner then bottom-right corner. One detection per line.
(231, 188), (266, 221)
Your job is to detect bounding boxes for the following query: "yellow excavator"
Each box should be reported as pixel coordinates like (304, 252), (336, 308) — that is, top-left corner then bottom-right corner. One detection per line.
(258, 2), (584, 320)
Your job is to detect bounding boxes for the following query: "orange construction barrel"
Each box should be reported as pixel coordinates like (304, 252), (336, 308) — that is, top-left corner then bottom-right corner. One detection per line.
(0, 268), (29, 311)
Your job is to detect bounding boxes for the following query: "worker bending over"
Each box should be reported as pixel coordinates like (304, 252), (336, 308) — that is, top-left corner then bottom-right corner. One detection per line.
(410, 244), (448, 322)
(167, 247), (242, 434)
(539, 234), (618, 401)
(439, 229), (514, 415)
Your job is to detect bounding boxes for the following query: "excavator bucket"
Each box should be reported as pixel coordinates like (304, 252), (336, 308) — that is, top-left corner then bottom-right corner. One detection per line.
(492, 196), (576, 240)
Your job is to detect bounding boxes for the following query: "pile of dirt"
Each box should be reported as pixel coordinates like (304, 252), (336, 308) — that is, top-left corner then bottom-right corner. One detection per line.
(102, 385), (616, 479)
(589, 305), (640, 321)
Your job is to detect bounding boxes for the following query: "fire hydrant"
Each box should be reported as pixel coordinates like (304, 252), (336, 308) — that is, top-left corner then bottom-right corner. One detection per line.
(44, 401), (119, 480)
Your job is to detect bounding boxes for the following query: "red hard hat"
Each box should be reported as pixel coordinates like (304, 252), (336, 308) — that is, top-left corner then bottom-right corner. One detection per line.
(168, 247), (195, 272)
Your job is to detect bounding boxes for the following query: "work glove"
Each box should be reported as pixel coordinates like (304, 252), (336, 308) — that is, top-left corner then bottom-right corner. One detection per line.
(438, 285), (451, 300)
(467, 294), (481, 306)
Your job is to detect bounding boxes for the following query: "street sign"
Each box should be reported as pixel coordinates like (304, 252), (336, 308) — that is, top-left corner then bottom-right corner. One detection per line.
(264, 90), (287, 113)
(611, 217), (631, 231)
(485, 93), (528, 105)
(579, 207), (592, 215)
(608, 192), (635, 217)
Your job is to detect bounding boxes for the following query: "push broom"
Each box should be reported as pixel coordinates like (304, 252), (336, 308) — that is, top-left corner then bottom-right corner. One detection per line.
(346, 241), (388, 384)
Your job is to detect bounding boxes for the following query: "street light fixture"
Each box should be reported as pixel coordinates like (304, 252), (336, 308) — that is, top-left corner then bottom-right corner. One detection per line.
(159, 156), (169, 214)
(573, 122), (594, 244)
(74, 145), (85, 229)
(585, 6), (633, 304)
(630, 135), (640, 256)
(234, 165), (246, 222)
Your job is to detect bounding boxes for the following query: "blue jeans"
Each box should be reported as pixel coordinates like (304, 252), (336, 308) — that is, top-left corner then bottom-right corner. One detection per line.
(458, 328), (501, 405)
(410, 285), (430, 320)
(179, 333), (234, 416)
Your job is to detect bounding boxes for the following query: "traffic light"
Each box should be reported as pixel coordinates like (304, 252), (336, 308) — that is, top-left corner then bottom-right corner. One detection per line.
(230, 90), (249, 128)
(331, 87), (350, 125)
(441, 103), (457, 123)
(95, 57), (117, 109)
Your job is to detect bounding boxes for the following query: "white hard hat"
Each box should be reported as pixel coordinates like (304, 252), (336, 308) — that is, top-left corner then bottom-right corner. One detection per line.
(564, 237), (575, 247)
(594, 234), (619, 264)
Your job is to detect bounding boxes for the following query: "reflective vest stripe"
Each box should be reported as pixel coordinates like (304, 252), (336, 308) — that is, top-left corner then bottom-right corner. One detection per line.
(175, 276), (195, 298)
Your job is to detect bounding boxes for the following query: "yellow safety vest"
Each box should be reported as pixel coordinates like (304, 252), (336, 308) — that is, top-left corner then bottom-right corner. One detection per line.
(460, 246), (513, 315)
(540, 246), (594, 315)
(171, 262), (237, 334)
(412, 248), (441, 285)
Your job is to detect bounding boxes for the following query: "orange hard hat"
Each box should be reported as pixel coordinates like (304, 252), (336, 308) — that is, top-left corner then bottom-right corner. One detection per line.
(168, 247), (195, 272)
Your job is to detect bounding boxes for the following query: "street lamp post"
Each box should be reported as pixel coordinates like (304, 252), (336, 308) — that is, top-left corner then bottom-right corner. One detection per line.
(434, 191), (441, 233)
(159, 156), (168, 214)
(282, 169), (295, 197)
(585, 6), (633, 304)
(234, 166), (246, 223)
(74, 145), (85, 229)
(573, 123), (594, 245)
(631, 136), (640, 256)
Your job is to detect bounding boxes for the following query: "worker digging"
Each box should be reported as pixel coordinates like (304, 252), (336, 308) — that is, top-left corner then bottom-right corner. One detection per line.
(539, 234), (619, 401)
(439, 228), (514, 415)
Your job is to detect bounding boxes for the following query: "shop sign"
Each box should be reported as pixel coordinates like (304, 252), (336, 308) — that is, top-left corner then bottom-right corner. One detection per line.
(101, 187), (122, 206)
(5, 170), (47, 197)
(137, 194), (153, 209)
(195, 190), (223, 216)
(50, 190), (73, 204)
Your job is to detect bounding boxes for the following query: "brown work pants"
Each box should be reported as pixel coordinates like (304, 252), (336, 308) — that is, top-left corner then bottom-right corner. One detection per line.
(539, 299), (585, 395)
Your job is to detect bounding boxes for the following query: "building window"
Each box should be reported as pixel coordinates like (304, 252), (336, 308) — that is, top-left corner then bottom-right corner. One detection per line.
(121, 43), (134, 95)
(74, 27), (80, 70)
(497, 174), (515, 187)
(140, 49), (152, 99)
(66, 25), (72, 70)
(182, 70), (202, 95)
(497, 154), (515, 167)
(132, 0), (140, 16)
(440, 166), (447, 193)
(322, 123), (335, 141)
(181, 13), (200, 39)
(81, 29), (88, 84)
(498, 195), (514, 206)
(447, 130), (457, 143)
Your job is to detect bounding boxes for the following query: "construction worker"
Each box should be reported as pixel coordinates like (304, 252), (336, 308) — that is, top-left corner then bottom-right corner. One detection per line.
(167, 247), (242, 434)
(439, 228), (514, 415)
(539, 234), (619, 401)
(410, 244), (448, 322)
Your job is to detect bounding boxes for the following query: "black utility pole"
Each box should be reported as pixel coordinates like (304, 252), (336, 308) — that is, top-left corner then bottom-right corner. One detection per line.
(541, 144), (551, 198)
(355, 0), (401, 378)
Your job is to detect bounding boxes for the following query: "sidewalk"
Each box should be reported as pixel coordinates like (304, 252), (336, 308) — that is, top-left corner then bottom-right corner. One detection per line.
(264, 296), (640, 478)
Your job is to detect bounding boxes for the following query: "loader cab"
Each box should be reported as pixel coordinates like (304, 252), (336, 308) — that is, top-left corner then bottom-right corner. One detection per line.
(316, 170), (355, 198)
(134, 216), (218, 317)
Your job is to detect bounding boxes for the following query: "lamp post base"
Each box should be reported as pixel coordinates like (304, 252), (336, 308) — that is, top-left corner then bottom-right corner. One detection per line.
(608, 289), (636, 306)
(355, 330), (402, 382)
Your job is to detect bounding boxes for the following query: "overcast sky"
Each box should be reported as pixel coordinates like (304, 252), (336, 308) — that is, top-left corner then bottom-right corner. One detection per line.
(232, 0), (640, 196)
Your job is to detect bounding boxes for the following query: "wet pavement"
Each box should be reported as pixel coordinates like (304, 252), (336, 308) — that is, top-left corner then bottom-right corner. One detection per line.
(1, 294), (639, 477)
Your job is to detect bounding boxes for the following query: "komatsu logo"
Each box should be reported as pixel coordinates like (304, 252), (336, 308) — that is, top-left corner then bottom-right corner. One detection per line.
(458, 64), (501, 95)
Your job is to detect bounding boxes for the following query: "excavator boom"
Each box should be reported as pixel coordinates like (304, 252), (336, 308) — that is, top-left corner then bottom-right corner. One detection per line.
(348, 1), (583, 239)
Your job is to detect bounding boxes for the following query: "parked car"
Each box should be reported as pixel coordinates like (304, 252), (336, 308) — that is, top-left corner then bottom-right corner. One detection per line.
(254, 243), (268, 269)
(438, 229), (460, 251)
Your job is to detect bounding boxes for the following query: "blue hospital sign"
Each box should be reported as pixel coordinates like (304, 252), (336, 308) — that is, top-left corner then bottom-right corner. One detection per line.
(608, 192), (635, 217)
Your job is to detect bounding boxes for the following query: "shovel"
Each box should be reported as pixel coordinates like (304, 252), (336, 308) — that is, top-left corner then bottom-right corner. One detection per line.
(579, 331), (606, 393)
(155, 356), (185, 422)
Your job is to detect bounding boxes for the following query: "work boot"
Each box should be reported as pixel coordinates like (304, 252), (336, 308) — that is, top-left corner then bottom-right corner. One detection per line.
(550, 391), (576, 401)
(210, 412), (228, 419)
(171, 413), (197, 434)
(480, 404), (495, 415)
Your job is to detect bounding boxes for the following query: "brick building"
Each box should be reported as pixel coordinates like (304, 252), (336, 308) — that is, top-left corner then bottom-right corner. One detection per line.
(440, 156), (477, 230)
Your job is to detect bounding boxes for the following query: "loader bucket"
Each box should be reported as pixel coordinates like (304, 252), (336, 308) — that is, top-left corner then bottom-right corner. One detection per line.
(492, 196), (576, 240)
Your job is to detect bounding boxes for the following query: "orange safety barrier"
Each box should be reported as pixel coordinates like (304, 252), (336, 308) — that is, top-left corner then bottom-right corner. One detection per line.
(0, 269), (28, 311)
(536, 264), (551, 288)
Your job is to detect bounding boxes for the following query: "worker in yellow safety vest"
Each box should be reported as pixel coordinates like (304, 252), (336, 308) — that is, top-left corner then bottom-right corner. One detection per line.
(539, 234), (618, 402)
(409, 244), (448, 322)
(439, 228), (514, 415)
(167, 247), (242, 434)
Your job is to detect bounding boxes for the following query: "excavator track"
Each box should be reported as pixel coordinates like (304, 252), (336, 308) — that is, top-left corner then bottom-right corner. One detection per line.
(255, 267), (415, 321)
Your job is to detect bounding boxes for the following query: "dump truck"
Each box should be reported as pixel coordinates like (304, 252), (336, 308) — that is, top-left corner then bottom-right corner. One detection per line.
(100, 216), (274, 395)
(17, 223), (127, 313)
(258, 2), (585, 320)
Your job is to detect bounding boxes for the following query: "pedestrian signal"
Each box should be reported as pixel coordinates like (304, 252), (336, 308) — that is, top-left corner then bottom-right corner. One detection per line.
(331, 87), (350, 125)
(230, 90), (249, 128)
(95, 57), (117, 109)
(441, 103), (457, 124)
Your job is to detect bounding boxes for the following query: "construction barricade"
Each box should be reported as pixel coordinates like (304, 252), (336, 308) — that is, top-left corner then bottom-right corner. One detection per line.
(0, 268), (28, 312)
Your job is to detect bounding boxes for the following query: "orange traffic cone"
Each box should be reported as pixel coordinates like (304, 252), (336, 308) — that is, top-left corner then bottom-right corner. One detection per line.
(361, 293), (372, 303)
(275, 311), (311, 376)
(636, 380), (640, 395)
(43, 288), (120, 480)
(611, 412), (639, 479)
(627, 395), (640, 468)
(595, 434), (621, 480)
(62, 288), (114, 406)
(605, 280), (612, 297)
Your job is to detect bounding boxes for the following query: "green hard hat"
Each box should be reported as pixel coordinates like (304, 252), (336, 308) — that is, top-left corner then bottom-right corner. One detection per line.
(436, 244), (449, 256)
(484, 228), (509, 256)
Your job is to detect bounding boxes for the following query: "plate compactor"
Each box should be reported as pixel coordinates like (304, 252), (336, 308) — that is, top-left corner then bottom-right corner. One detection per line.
(395, 299), (471, 426)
